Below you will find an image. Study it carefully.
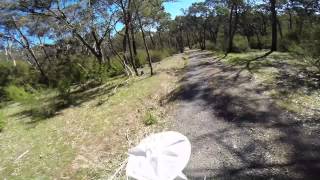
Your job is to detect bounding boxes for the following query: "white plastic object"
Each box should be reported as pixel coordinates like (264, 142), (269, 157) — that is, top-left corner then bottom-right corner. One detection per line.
(126, 131), (191, 180)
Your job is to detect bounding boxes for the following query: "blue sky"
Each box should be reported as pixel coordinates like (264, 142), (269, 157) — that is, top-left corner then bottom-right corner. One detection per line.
(164, 0), (205, 19)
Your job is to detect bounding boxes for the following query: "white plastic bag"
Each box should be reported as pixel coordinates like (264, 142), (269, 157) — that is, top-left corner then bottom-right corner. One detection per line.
(126, 131), (191, 180)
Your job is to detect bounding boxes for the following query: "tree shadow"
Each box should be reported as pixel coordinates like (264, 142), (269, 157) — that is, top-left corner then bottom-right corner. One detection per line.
(9, 79), (128, 127)
(166, 50), (320, 179)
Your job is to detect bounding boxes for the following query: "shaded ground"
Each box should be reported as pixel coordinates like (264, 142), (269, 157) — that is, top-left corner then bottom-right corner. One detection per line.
(170, 50), (320, 179)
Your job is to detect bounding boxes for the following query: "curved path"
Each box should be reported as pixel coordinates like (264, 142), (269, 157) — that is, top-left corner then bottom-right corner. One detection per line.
(170, 50), (320, 179)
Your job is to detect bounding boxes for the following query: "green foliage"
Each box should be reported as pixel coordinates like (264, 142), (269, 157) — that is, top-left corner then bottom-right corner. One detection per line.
(135, 49), (176, 65)
(4, 85), (35, 104)
(278, 33), (304, 55)
(150, 50), (166, 62)
(143, 112), (157, 126)
(304, 57), (320, 72)
(205, 41), (217, 51)
(248, 36), (271, 50)
(0, 61), (39, 100)
(30, 101), (56, 120)
(233, 35), (249, 52)
(136, 50), (148, 65)
(0, 61), (12, 86)
(0, 111), (5, 132)
(57, 79), (73, 105)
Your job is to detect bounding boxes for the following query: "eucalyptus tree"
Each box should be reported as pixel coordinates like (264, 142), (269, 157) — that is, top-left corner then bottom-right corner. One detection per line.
(206, 0), (244, 53)
(0, 3), (49, 83)
(113, 0), (139, 76)
(188, 2), (211, 50)
(18, 0), (119, 70)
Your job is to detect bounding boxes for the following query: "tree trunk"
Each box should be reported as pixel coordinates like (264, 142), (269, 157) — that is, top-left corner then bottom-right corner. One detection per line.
(177, 27), (184, 53)
(277, 18), (283, 39)
(136, 10), (153, 76)
(125, 23), (139, 76)
(186, 33), (191, 49)
(227, 5), (234, 54)
(256, 31), (262, 49)
(202, 24), (206, 50)
(130, 26), (137, 56)
(28, 48), (49, 84)
(288, 10), (293, 30)
(270, 0), (277, 51)
(149, 31), (155, 48)
(158, 31), (163, 48)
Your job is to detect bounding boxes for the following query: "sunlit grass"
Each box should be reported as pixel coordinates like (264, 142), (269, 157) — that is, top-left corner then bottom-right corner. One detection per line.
(0, 54), (185, 179)
(214, 49), (320, 118)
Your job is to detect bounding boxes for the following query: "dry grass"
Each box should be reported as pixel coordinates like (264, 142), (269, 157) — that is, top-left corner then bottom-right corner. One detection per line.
(218, 50), (320, 118)
(0, 54), (185, 179)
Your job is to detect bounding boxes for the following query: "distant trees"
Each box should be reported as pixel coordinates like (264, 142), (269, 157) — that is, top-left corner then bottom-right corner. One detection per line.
(164, 0), (319, 55)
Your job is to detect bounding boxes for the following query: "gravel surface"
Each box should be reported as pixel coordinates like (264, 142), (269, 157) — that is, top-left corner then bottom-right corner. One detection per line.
(170, 50), (320, 179)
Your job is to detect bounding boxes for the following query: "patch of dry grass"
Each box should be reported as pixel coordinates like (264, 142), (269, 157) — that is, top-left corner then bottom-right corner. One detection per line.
(213, 50), (320, 119)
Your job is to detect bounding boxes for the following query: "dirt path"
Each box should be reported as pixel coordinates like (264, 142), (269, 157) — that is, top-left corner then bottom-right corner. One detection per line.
(170, 50), (320, 179)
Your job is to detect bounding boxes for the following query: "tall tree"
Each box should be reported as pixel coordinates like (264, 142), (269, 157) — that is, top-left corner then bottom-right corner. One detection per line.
(270, 0), (277, 51)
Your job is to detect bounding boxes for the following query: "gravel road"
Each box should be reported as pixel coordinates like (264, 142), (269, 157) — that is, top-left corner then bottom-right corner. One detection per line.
(170, 50), (320, 179)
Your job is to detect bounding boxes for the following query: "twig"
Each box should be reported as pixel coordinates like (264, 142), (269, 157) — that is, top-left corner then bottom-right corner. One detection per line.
(125, 129), (133, 146)
(112, 78), (131, 94)
(14, 150), (30, 163)
(108, 159), (128, 180)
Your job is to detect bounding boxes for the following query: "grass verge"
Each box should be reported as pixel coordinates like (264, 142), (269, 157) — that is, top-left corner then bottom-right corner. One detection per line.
(215, 50), (320, 118)
(0, 53), (185, 179)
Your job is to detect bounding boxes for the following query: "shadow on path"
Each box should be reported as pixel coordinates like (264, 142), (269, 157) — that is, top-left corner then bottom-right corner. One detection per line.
(168, 50), (320, 179)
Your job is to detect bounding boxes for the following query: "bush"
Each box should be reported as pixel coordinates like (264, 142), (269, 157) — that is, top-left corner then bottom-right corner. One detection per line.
(304, 57), (320, 72)
(0, 111), (5, 132)
(206, 41), (217, 51)
(152, 49), (172, 62)
(30, 102), (56, 120)
(135, 49), (174, 65)
(136, 50), (148, 65)
(233, 35), (249, 52)
(57, 79), (73, 105)
(143, 112), (157, 126)
(278, 38), (304, 55)
(4, 85), (35, 104)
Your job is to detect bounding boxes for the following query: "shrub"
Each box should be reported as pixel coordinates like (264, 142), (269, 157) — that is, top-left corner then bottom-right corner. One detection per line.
(4, 85), (34, 104)
(304, 57), (320, 72)
(143, 112), (157, 126)
(136, 50), (148, 65)
(57, 79), (73, 105)
(135, 49), (174, 64)
(0, 61), (12, 86)
(0, 111), (5, 132)
(278, 38), (304, 55)
(110, 56), (125, 75)
(150, 50), (164, 62)
(233, 35), (249, 52)
(30, 102), (56, 120)
(206, 41), (217, 51)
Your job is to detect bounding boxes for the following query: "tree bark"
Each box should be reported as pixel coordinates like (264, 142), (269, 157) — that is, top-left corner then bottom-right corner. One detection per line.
(227, 4), (234, 54)
(270, 0), (277, 51)
(11, 18), (49, 83)
(136, 8), (153, 75)
(158, 31), (163, 48)
(277, 18), (283, 39)
(149, 31), (156, 48)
